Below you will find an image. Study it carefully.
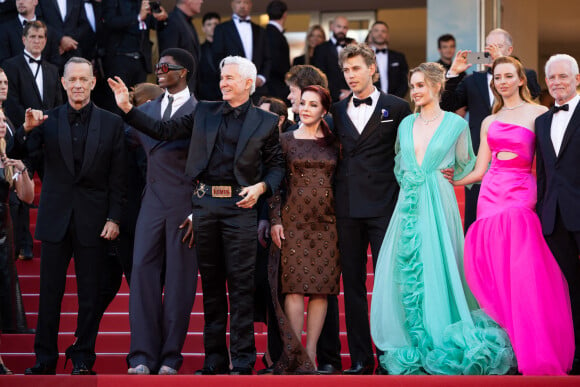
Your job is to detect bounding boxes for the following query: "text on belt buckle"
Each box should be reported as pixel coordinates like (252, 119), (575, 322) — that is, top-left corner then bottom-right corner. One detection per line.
(212, 185), (232, 198)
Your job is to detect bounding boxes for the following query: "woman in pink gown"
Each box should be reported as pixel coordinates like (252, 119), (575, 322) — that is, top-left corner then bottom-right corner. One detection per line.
(453, 56), (574, 375)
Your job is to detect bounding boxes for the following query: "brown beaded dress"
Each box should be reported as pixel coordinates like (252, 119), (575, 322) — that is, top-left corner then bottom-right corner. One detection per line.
(268, 131), (340, 374)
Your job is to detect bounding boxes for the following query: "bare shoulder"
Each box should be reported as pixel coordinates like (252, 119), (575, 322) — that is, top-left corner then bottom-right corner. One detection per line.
(529, 103), (549, 117)
(481, 114), (496, 132)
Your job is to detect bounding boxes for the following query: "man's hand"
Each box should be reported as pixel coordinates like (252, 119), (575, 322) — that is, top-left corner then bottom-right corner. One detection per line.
(23, 108), (48, 132)
(152, 6), (168, 21)
(179, 216), (194, 248)
(59, 36), (78, 53)
(258, 219), (270, 248)
(271, 224), (284, 249)
(450, 50), (472, 75)
(107, 76), (133, 113)
(236, 182), (266, 208)
(484, 43), (503, 68)
(441, 167), (454, 184)
(339, 89), (350, 100)
(101, 221), (120, 240)
(139, 0), (150, 21)
(255, 77), (265, 88)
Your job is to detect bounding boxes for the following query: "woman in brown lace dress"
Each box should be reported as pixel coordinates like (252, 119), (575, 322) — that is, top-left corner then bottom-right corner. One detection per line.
(270, 85), (340, 373)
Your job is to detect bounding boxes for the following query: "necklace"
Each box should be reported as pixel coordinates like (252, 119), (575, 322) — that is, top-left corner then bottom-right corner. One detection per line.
(418, 110), (442, 125)
(502, 101), (525, 110)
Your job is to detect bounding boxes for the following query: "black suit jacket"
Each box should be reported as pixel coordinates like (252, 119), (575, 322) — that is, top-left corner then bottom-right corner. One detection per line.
(3, 54), (63, 127)
(212, 19), (271, 98)
(312, 39), (353, 102)
(441, 68), (541, 152)
(536, 102), (580, 234)
(0, 16), (61, 66)
(373, 49), (409, 98)
(124, 100), (284, 193)
(198, 41), (221, 101)
(15, 103), (126, 246)
(0, 0), (16, 23)
(331, 92), (411, 218)
(265, 23), (289, 102)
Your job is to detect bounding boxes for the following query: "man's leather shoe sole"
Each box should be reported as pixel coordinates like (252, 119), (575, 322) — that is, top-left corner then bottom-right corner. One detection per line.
(343, 363), (374, 375)
(317, 364), (341, 375)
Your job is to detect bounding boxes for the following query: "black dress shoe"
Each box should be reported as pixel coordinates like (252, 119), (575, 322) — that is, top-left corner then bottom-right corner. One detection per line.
(0, 364), (13, 375)
(194, 366), (229, 375)
(570, 358), (580, 375)
(25, 362), (56, 375)
(257, 366), (274, 375)
(343, 362), (374, 375)
(229, 367), (253, 375)
(375, 365), (389, 375)
(317, 363), (341, 375)
(71, 361), (96, 375)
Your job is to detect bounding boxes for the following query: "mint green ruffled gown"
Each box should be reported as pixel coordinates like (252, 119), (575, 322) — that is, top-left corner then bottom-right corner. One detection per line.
(370, 112), (515, 375)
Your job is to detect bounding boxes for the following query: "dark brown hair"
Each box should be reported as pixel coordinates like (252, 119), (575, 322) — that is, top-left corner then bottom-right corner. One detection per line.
(301, 85), (335, 146)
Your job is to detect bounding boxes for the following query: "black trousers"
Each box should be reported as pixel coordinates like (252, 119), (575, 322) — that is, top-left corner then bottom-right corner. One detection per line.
(463, 185), (480, 233)
(544, 207), (580, 359)
(192, 194), (257, 370)
(337, 216), (390, 366)
(34, 221), (104, 368)
(9, 190), (33, 257)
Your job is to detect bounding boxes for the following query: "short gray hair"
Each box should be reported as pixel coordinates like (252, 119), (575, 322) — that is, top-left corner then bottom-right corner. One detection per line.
(219, 56), (257, 95)
(545, 54), (579, 77)
(487, 28), (513, 47)
(64, 57), (93, 77)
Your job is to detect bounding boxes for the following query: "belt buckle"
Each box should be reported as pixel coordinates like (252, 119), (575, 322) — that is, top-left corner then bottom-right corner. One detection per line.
(212, 185), (232, 198)
(195, 183), (206, 199)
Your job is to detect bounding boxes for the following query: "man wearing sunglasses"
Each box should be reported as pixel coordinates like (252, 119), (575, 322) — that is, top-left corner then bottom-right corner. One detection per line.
(109, 55), (284, 375)
(124, 48), (198, 375)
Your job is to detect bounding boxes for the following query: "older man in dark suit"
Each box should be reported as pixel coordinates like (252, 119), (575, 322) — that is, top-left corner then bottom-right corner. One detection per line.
(441, 28), (541, 232)
(20, 57), (126, 376)
(536, 53), (580, 374)
(109, 55), (284, 375)
(212, 0), (271, 101)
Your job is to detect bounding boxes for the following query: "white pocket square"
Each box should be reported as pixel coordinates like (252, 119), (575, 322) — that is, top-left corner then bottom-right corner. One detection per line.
(381, 119), (394, 123)
(391, 62), (400, 67)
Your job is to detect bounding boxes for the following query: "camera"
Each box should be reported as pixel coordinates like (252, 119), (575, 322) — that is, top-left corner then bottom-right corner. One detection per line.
(149, 1), (162, 14)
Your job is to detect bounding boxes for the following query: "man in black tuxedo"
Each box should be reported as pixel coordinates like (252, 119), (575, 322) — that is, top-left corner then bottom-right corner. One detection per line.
(20, 57), (126, 375)
(198, 12), (221, 100)
(535, 54), (580, 374)
(368, 21), (408, 99)
(265, 1), (289, 104)
(332, 43), (410, 375)
(157, 0), (202, 92)
(440, 28), (541, 232)
(212, 0), (271, 101)
(0, 0), (59, 66)
(109, 55), (284, 375)
(312, 15), (354, 102)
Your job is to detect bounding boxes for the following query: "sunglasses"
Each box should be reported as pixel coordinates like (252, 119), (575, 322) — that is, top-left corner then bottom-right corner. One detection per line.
(155, 63), (185, 74)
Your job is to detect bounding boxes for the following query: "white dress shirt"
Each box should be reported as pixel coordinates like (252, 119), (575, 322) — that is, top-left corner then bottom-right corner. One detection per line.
(551, 94), (580, 155)
(18, 14), (36, 26)
(84, 2), (96, 33)
(347, 87), (380, 134)
(374, 47), (389, 93)
(57, 0), (67, 21)
(24, 49), (43, 101)
(160, 87), (191, 119)
(233, 14), (252, 61)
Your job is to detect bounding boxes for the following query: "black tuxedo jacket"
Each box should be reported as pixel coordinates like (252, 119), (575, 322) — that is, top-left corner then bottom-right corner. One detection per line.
(312, 39), (353, 102)
(0, 0), (16, 23)
(536, 103), (580, 234)
(373, 48), (409, 98)
(15, 103), (126, 246)
(265, 24), (290, 102)
(3, 54), (63, 127)
(124, 100), (284, 193)
(0, 16), (61, 66)
(198, 41), (221, 101)
(331, 92), (411, 218)
(441, 68), (541, 152)
(212, 19), (271, 97)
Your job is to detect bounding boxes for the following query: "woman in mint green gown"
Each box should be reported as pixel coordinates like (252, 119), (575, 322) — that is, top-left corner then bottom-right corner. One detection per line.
(370, 63), (515, 375)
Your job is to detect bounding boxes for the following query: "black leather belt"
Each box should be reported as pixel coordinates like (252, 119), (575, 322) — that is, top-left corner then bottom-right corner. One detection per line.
(194, 182), (243, 198)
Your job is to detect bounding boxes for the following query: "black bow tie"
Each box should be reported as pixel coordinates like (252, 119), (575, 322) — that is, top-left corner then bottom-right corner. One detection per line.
(552, 104), (569, 113)
(335, 41), (346, 48)
(28, 57), (42, 64)
(222, 104), (245, 118)
(353, 96), (372, 107)
(375, 48), (387, 54)
(237, 18), (250, 23)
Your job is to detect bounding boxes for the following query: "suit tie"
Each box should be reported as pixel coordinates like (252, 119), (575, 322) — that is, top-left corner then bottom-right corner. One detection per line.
(22, 19), (28, 28)
(163, 95), (174, 120)
(552, 104), (569, 113)
(353, 96), (372, 107)
(375, 48), (387, 54)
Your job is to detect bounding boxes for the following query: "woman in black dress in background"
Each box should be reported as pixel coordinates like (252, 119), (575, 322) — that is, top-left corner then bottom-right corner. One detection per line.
(293, 25), (326, 66)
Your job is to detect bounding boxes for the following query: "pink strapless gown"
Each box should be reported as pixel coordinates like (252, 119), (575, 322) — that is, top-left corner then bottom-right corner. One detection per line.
(464, 121), (575, 375)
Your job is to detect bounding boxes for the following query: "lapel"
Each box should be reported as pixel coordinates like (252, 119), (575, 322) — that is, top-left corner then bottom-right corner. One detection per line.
(41, 62), (52, 107)
(20, 55), (43, 104)
(57, 105), (75, 175)
(227, 21), (245, 56)
(235, 105), (263, 161)
(177, 9), (199, 53)
(65, 0), (73, 23)
(540, 111), (558, 160)
(250, 23), (260, 61)
(558, 102), (580, 158)
(357, 94), (386, 145)
(337, 96), (360, 140)
(79, 104), (101, 177)
(475, 71), (491, 111)
(147, 97), (164, 150)
(205, 104), (224, 157)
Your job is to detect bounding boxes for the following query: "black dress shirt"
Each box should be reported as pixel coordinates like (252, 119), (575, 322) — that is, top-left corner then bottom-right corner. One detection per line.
(68, 102), (93, 175)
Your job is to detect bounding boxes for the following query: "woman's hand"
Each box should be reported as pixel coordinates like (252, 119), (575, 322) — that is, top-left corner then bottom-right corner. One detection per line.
(4, 158), (25, 173)
(271, 224), (285, 249)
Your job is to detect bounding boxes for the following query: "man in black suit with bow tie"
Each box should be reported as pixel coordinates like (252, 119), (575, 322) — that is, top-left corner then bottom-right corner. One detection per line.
(265, 1), (289, 104)
(332, 43), (410, 375)
(536, 54), (580, 374)
(109, 55), (284, 375)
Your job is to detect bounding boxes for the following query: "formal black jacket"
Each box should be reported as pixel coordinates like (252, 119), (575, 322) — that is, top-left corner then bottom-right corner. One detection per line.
(3, 54), (63, 127)
(441, 68), (541, 152)
(212, 19), (271, 98)
(265, 23), (289, 102)
(14, 103), (126, 246)
(124, 100), (284, 194)
(0, 0), (16, 23)
(331, 91), (411, 218)
(536, 102), (580, 234)
(198, 41), (221, 101)
(372, 48), (409, 98)
(312, 39), (354, 102)
(0, 16), (61, 66)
